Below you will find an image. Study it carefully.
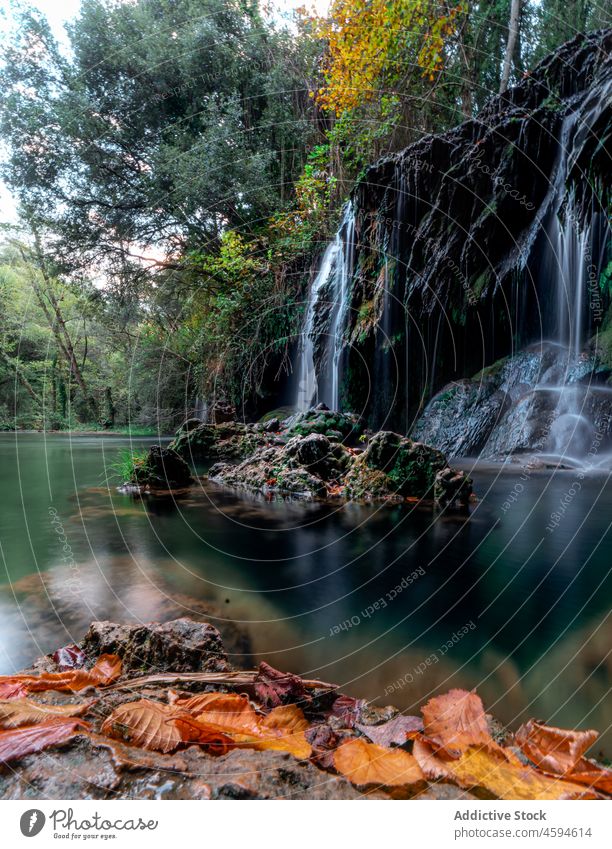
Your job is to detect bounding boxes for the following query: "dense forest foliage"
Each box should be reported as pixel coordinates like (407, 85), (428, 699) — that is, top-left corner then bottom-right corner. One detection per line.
(0, 0), (609, 430)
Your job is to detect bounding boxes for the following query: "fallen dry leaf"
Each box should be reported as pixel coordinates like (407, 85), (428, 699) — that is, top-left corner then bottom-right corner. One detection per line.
(0, 718), (90, 765)
(515, 720), (598, 775)
(0, 681), (29, 700)
(334, 738), (425, 788)
(515, 720), (612, 794)
(254, 661), (310, 709)
(0, 654), (122, 695)
(356, 715), (423, 748)
(306, 724), (352, 769)
(328, 694), (364, 728)
(562, 767), (612, 795)
(0, 698), (93, 729)
(100, 699), (231, 754)
(413, 738), (597, 800)
(421, 689), (493, 755)
(52, 644), (86, 671)
(176, 692), (312, 759)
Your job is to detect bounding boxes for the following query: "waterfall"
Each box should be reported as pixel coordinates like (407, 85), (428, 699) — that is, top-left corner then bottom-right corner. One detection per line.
(538, 106), (607, 462)
(294, 204), (355, 412)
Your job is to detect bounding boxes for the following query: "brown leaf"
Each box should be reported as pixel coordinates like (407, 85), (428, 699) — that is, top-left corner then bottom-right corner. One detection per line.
(0, 718), (90, 765)
(328, 694), (364, 728)
(178, 692), (312, 759)
(413, 738), (598, 800)
(0, 681), (29, 700)
(52, 644), (86, 671)
(334, 738), (425, 788)
(563, 767), (612, 795)
(515, 719), (612, 795)
(254, 661), (310, 708)
(100, 699), (225, 754)
(421, 689), (493, 755)
(515, 720), (598, 775)
(0, 654), (122, 695)
(356, 715), (423, 748)
(306, 724), (351, 769)
(0, 698), (93, 729)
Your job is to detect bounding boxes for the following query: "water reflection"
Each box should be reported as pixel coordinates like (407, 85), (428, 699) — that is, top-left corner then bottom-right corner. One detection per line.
(0, 434), (610, 753)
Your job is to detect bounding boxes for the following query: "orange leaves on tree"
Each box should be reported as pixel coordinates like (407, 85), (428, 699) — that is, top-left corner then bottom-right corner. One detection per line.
(334, 738), (424, 787)
(311, 0), (467, 115)
(0, 718), (90, 765)
(0, 654), (122, 697)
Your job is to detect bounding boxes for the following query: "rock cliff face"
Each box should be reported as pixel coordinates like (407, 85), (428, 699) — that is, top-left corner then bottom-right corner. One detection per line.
(298, 30), (611, 460)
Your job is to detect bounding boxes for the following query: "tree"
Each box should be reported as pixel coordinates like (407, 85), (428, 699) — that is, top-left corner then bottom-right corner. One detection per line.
(500, 0), (521, 92)
(0, 0), (317, 279)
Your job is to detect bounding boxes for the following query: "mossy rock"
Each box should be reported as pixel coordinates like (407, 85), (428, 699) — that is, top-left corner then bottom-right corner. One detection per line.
(131, 445), (193, 489)
(285, 408), (362, 441)
(345, 431), (448, 499)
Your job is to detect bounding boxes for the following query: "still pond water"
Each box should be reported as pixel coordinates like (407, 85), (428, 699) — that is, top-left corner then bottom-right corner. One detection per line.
(0, 433), (610, 750)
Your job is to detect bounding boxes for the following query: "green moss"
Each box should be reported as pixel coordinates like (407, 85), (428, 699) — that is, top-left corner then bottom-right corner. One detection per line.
(473, 355), (509, 381)
(471, 270), (491, 299)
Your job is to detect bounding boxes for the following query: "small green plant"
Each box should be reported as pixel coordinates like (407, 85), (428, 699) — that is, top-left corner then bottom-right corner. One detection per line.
(107, 448), (149, 484)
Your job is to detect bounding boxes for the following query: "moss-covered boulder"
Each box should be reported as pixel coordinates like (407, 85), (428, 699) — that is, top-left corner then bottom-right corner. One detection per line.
(131, 445), (193, 489)
(343, 431), (470, 504)
(209, 428), (472, 508)
(208, 433), (348, 499)
(169, 421), (270, 462)
(284, 407), (362, 441)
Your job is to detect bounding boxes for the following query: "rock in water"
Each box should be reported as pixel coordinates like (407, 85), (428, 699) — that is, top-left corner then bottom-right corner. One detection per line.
(132, 445), (193, 489)
(209, 428), (471, 508)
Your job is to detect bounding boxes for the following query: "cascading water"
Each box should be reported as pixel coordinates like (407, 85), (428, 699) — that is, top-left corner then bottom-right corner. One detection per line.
(533, 95), (610, 464)
(294, 204), (355, 411)
(412, 78), (612, 466)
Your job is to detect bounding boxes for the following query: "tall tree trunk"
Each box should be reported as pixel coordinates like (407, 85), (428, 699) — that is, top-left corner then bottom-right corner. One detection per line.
(0, 349), (42, 404)
(500, 0), (521, 93)
(19, 237), (98, 421)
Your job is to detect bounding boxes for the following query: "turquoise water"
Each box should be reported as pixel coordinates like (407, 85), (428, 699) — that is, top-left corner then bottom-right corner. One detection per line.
(0, 433), (610, 751)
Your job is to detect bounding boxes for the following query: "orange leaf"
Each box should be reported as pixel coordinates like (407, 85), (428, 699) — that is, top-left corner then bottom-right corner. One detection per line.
(421, 689), (493, 755)
(176, 692), (312, 759)
(334, 738), (424, 787)
(0, 654), (122, 695)
(413, 738), (597, 800)
(100, 699), (224, 754)
(515, 720), (612, 795)
(0, 697), (93, 729)
(563, 768), (612, 795)
(515, 719), (598, 775)
(0, 718), (90, 764)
